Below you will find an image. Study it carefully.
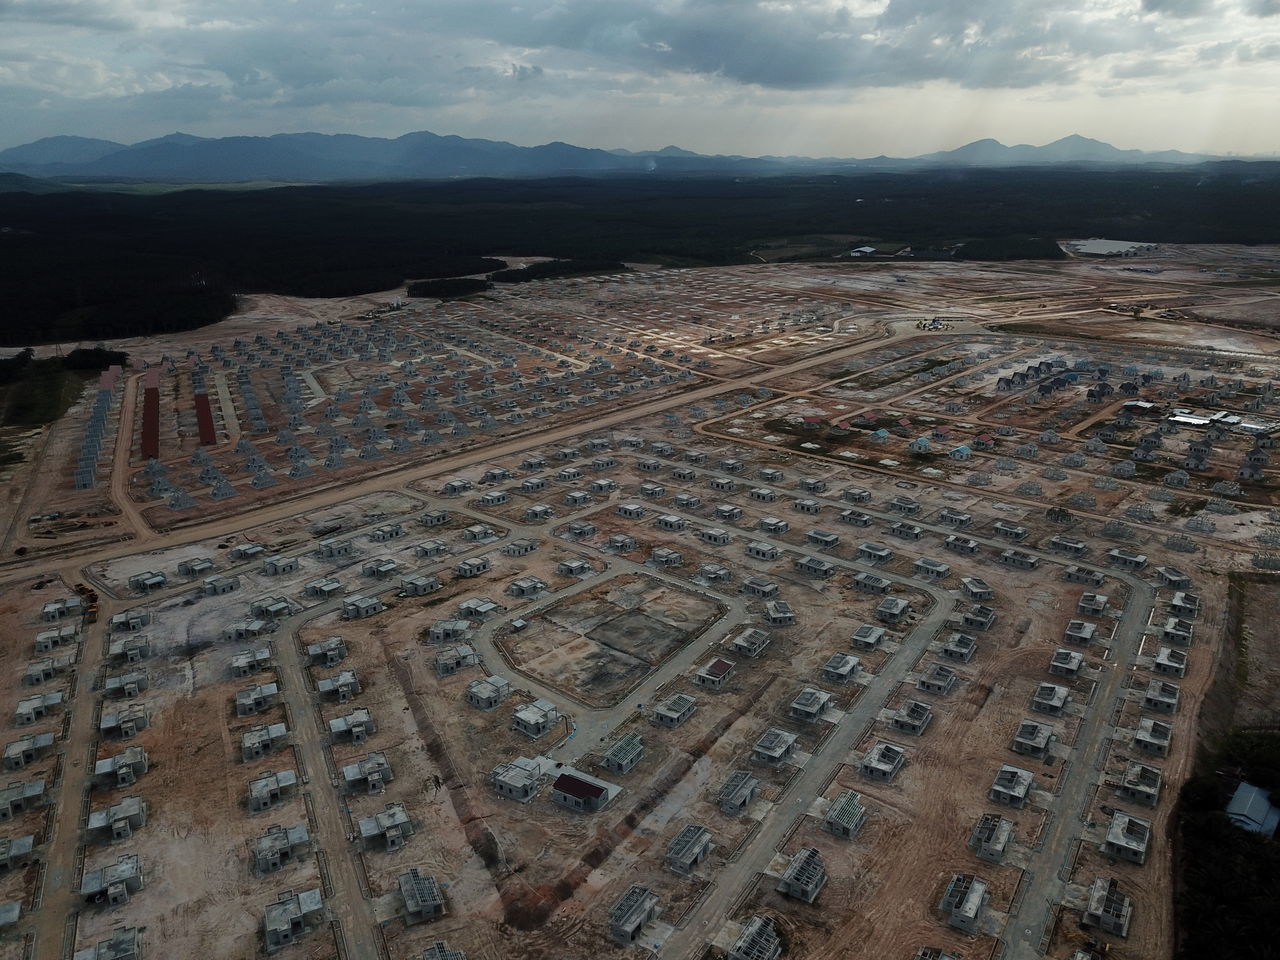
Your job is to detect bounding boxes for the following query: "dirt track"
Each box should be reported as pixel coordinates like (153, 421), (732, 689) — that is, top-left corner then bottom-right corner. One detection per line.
(5, 251), (1279, 959)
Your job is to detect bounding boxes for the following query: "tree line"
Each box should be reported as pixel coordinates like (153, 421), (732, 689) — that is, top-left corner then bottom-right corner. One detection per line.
(2, 164), (1277, 343)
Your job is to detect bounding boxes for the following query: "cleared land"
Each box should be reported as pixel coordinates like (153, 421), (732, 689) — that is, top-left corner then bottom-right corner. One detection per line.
(0, 246), (1277, 960)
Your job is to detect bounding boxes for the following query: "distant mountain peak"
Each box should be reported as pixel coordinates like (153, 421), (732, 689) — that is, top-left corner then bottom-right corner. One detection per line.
(915, 133), (1212, 167)
(133, 132), (208, 148)
(0, 135), (125, 167)
(0, 129), (1232, 182)
(1048, 133), (1109, 147)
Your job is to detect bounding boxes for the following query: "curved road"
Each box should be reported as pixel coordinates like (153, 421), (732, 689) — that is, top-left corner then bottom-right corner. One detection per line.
(9, 309), (1259, 960)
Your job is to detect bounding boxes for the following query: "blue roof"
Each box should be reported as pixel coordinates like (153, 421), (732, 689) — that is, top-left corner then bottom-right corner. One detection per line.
(1226, 782), (1280, 837)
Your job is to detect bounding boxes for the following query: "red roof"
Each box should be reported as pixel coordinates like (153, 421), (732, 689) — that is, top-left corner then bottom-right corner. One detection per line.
(193, 392), (217, 446)
(706, 658), (734, 677)
(553, 773), (606, 800)
(140, 386), (160, 461)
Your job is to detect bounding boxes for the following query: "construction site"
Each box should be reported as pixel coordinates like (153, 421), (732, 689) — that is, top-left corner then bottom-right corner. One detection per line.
(0, 242), (1277, 959)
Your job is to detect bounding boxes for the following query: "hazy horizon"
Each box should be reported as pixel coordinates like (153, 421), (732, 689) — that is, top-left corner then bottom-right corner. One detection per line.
(2, 0), (1278, 157)
(3, 128), (1273, 161)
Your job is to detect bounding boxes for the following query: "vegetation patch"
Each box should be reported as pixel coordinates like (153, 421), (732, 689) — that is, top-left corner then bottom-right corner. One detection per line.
(407, 255), (506, 279)
(0, 346), (126, 428)
(1173, 572), (1280, 960)
(5, 165), (1279, 343)
(1175, 730), (1280, 960)
(488, 258), (630, 283)
(955, 235), (1067, 260)
(0, 434), (25, 468)
(405, 277), (491, 299)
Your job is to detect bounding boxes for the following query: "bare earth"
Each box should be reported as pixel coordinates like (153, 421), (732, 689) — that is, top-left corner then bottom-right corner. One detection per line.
(0, 244), (1277, 960)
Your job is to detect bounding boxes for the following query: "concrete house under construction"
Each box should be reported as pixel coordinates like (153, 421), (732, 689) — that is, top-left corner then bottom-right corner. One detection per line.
(775, 847), (827, 903)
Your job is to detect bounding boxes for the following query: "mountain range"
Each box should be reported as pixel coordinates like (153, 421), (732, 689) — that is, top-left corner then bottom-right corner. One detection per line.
(0, 131), (1238, 185)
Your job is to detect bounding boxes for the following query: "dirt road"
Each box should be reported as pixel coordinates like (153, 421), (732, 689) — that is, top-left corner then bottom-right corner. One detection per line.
(80, 319), (892, 558)
(108, 373), (147, 538)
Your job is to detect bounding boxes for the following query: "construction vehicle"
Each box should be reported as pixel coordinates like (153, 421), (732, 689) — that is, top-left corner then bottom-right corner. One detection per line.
(75, 582), (100, 623)
(309, 518), (344, 537)
(1063, 925), (1111, 957)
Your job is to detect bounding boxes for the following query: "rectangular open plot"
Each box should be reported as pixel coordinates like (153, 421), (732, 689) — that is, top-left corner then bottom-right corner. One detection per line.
(500, 574), (724, 706)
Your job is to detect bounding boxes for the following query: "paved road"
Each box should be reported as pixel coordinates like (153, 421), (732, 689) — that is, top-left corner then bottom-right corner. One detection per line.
(31, 371), (150, 958)
(458, 556), (750, 756)
(1000, 572), (1156, 957)
(107, 373), (148, 540)
(661, 595), (956, 960)
(276, 597), (380, 959)
(213, 371), (242, 443)
(218, 479), (954, 960)
(239, 509), (748, 955)
(71, 321), (895, 559)
(583, 449), (1169, 958)
(689, 411), (1230, 555)
(253, 533), (506, 960)
(454, 487), (959, 762)
(28, 601), (111, 960)
(10, 310), (1247, 959)
(299, 370), (328, 406)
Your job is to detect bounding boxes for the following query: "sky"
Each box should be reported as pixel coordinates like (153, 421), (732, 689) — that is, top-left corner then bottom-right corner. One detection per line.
(1, 0), (1279, 156)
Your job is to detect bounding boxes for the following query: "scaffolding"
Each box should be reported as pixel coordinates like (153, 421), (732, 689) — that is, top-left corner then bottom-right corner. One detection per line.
(400, 868), (446, 922)
(728, 915), (783, 960)
(602, 733), (644, 774)
(666, 824), (712, 875)
(609, 884), (660, 943)
(776, 847), (827, 903)
(421, 942), (466, 960)
(1084, 877), (1133, 938)
(822, 790), (868, 839)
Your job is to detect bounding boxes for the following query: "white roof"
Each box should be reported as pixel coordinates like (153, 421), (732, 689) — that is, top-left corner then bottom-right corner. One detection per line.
(1071, 238), (1154, 255)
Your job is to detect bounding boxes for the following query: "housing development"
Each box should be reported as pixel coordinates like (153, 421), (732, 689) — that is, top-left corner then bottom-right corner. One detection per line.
(1, 243), (1279, 960)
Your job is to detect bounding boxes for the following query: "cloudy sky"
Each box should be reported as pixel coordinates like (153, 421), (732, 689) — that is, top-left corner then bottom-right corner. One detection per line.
(1, 0), (1278, 156)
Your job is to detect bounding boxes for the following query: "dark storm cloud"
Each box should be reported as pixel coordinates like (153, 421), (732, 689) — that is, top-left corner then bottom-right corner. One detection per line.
(0, 0), (1277, 154)
(0, 0), (133, 30)
(0, 0), (1262, 105)
(1139, 0), (1218, 16)
(412, 0), (1111, 90)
